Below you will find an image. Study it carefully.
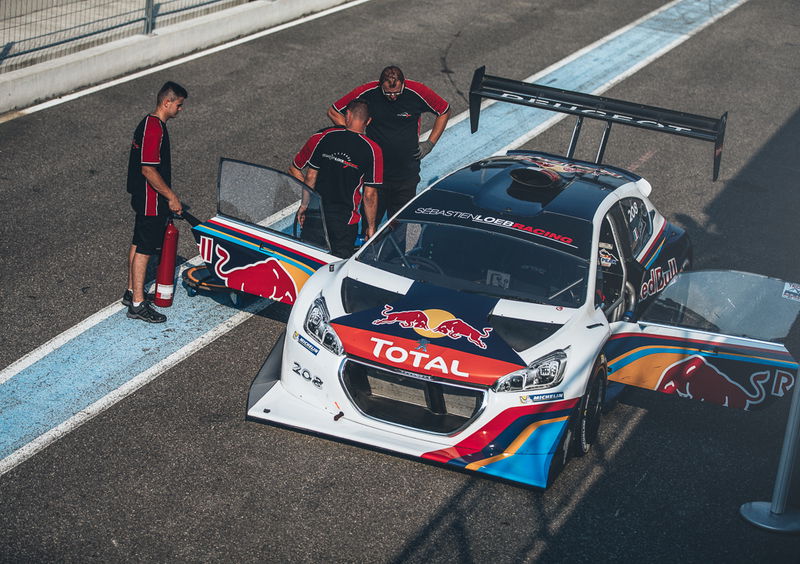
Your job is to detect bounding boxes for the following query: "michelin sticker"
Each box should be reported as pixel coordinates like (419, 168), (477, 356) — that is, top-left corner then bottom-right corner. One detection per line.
(293, 331), (320, 355)
(520, 392), (565, 404)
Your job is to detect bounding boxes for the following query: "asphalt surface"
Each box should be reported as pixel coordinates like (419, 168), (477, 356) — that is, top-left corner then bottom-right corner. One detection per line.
(2, 0), (800, 561)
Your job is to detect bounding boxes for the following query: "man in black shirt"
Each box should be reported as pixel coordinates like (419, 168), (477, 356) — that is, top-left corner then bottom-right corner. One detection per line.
(290, 100), (383, 258)
(328, 66), (450, 222)
(124, 81), (187, 323)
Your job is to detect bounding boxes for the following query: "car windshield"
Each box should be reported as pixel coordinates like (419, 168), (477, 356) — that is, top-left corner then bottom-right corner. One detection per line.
(357, 220), (589, 307)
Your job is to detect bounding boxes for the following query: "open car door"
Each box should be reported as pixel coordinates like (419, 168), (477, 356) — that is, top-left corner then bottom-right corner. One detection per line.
(605, 271), (800, 410)
(191, 158), (338, 305)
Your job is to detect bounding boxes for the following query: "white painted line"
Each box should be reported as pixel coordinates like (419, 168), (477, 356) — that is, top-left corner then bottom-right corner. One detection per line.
(0, 297), (268, 476)
(0, 0), (374, 123)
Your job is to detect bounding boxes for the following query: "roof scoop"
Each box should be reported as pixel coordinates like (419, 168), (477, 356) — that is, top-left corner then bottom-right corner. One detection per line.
(507, 167), (563, 202)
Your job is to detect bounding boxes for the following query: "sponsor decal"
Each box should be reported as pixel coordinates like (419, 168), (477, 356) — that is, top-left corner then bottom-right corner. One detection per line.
(370, 337), (470, 377)
(373, 305), (492, 349)
(656, 355), (794, 410)
(520, 155), (625, 179)
(292, 361), (323, 388)
(214, 245), (298, 303)
(322, 152), (358, 169)
(293, 331), (320, 355)
(640, 257), (678, 299)
(519, 391), (565, 404)
(498, 92), (695, 136)
(199, 236), (214, 263)
(414, 207), (575, 247)
(782, 282), (800, 302)
(599, 248), (618, 268)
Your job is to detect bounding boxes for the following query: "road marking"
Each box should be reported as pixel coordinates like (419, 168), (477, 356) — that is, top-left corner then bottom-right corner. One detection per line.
(0, 0), (747, 476)
(0, 0), (374, 124)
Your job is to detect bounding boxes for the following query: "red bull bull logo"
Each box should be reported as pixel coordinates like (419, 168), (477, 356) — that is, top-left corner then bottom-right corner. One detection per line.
(655, 355), (782, 410)
(372, 305), (492, 349)
(214, 246), (297, 304)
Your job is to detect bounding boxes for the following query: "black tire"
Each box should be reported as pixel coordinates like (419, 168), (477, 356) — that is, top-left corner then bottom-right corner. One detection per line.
(572, 358), (607, 457)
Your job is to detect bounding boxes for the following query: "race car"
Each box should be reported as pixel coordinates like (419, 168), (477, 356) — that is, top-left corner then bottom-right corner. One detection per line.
(191, 70), (799, 488)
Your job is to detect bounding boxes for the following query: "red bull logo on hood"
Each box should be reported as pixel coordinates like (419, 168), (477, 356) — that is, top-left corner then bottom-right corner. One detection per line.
(373, 305), (492, 349)
(214, 245), (297, 304)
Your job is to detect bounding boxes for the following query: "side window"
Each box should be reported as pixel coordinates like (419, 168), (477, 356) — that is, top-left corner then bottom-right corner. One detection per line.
(217, 158), (330, 252)
(618, 198), (652, 257)
(596, 215), (625, 310)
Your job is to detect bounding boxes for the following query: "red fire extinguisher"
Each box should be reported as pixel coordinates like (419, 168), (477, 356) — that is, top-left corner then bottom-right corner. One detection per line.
(154, 218), (179, 307)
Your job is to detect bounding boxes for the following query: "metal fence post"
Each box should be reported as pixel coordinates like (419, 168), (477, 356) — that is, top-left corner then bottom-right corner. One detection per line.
(740, 367), (800, 533)
(144, 0), (155, 35)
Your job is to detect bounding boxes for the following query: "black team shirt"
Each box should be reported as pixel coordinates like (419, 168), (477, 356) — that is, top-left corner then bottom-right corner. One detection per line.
(292, 127), (383, 225)
(332, 80), (449, 181)
(127, 115), (171, 216)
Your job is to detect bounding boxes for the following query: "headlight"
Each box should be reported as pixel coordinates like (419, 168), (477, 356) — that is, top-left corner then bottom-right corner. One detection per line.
(494, 349), (568, 392)
(304, 296), (344, 355)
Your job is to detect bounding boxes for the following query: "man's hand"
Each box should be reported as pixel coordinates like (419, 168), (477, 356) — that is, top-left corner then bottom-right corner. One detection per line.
(296, 205), (307, 227)
(414, 140), (434, 160)
(168, 195), (183, 215)
(364, 224), (376, 240)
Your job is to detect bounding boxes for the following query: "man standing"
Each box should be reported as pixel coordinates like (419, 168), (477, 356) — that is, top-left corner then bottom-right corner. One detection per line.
(290, 99), (383, 258)
(124, 81), (187, 323)
(328, 66), (450, 223)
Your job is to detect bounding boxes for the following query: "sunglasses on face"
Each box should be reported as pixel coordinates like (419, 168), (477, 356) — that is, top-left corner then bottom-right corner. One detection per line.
(381, 84), (404, 97)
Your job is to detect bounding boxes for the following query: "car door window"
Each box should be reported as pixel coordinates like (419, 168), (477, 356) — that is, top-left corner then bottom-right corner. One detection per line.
(617, 197), (652, 257)
(596, 214), (626, 315)
(217, 158), (330, 252)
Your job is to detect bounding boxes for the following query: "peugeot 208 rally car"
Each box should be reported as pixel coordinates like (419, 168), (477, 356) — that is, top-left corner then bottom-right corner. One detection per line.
(191, 72), (798, 488)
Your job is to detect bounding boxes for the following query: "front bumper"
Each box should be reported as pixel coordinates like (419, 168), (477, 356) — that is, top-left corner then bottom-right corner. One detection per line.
(246, 331), (574, 489)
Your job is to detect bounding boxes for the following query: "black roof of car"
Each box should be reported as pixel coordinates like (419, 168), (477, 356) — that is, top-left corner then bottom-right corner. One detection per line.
(430, 151), (639, 222)
(398, 151), (644, 259)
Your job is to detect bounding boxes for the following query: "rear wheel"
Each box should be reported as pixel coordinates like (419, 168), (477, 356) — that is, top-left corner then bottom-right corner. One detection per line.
(572, 358), (607, 457)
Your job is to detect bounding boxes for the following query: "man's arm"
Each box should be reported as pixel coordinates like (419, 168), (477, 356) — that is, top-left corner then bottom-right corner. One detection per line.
(327, 106), (346, 126)
(141, 166), (182, 214)
(427, 109), (451, 145)
(288, 164), (306, 184)
(304, 168), (318, 190)
(363, 185), (378, 239)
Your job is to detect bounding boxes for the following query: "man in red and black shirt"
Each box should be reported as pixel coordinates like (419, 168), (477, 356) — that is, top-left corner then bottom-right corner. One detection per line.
(290, 99), (383, 258)
(328, 65), (450, 222)
(124, 81), (187, 323)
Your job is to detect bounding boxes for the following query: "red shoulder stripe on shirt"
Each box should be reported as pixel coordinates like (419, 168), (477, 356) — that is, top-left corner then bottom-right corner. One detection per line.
(359, 133), (384, 186)
(141, 115), (163, 165)
(404, 80), (450, 116)
(292, 127), (343, 170)
(332, 82), (381, 113)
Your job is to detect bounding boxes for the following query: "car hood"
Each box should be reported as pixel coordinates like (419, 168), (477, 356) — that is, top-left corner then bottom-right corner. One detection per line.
(330, 281), (567, 386)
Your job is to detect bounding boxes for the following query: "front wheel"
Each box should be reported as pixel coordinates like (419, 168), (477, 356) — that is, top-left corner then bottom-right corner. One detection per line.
(572, 358), (607, 457)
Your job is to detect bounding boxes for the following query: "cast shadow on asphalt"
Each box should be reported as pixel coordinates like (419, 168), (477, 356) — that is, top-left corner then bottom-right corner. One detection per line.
(381, 109), (800, 564)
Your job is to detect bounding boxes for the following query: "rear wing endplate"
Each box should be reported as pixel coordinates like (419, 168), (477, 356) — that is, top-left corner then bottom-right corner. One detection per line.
(469, 66), (727, 180)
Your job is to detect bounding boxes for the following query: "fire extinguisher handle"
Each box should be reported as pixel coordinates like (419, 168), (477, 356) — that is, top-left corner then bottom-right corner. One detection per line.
(172, 210), (201, 227)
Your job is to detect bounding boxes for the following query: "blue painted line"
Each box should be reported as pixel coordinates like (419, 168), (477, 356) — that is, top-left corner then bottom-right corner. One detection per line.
(0, 0), (746, 465)
(419, 0), (744, 187)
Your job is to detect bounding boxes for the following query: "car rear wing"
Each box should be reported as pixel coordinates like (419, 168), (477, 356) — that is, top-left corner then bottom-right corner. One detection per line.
(469, 66), (727, 180)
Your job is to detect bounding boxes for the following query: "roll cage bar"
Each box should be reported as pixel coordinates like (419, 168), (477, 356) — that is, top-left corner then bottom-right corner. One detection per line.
(469, 66), (727, 180)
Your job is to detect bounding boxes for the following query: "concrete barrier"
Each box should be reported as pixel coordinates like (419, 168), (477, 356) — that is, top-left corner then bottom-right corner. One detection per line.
(0, 0), (350, 114)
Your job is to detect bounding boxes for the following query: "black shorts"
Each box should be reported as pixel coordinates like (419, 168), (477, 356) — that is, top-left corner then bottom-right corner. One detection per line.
(132, 214), (168, 255)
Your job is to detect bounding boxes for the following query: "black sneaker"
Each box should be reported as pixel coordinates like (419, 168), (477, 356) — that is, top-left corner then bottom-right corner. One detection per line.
(122, 289), (155, 307)
(127, 301), (166, 323)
